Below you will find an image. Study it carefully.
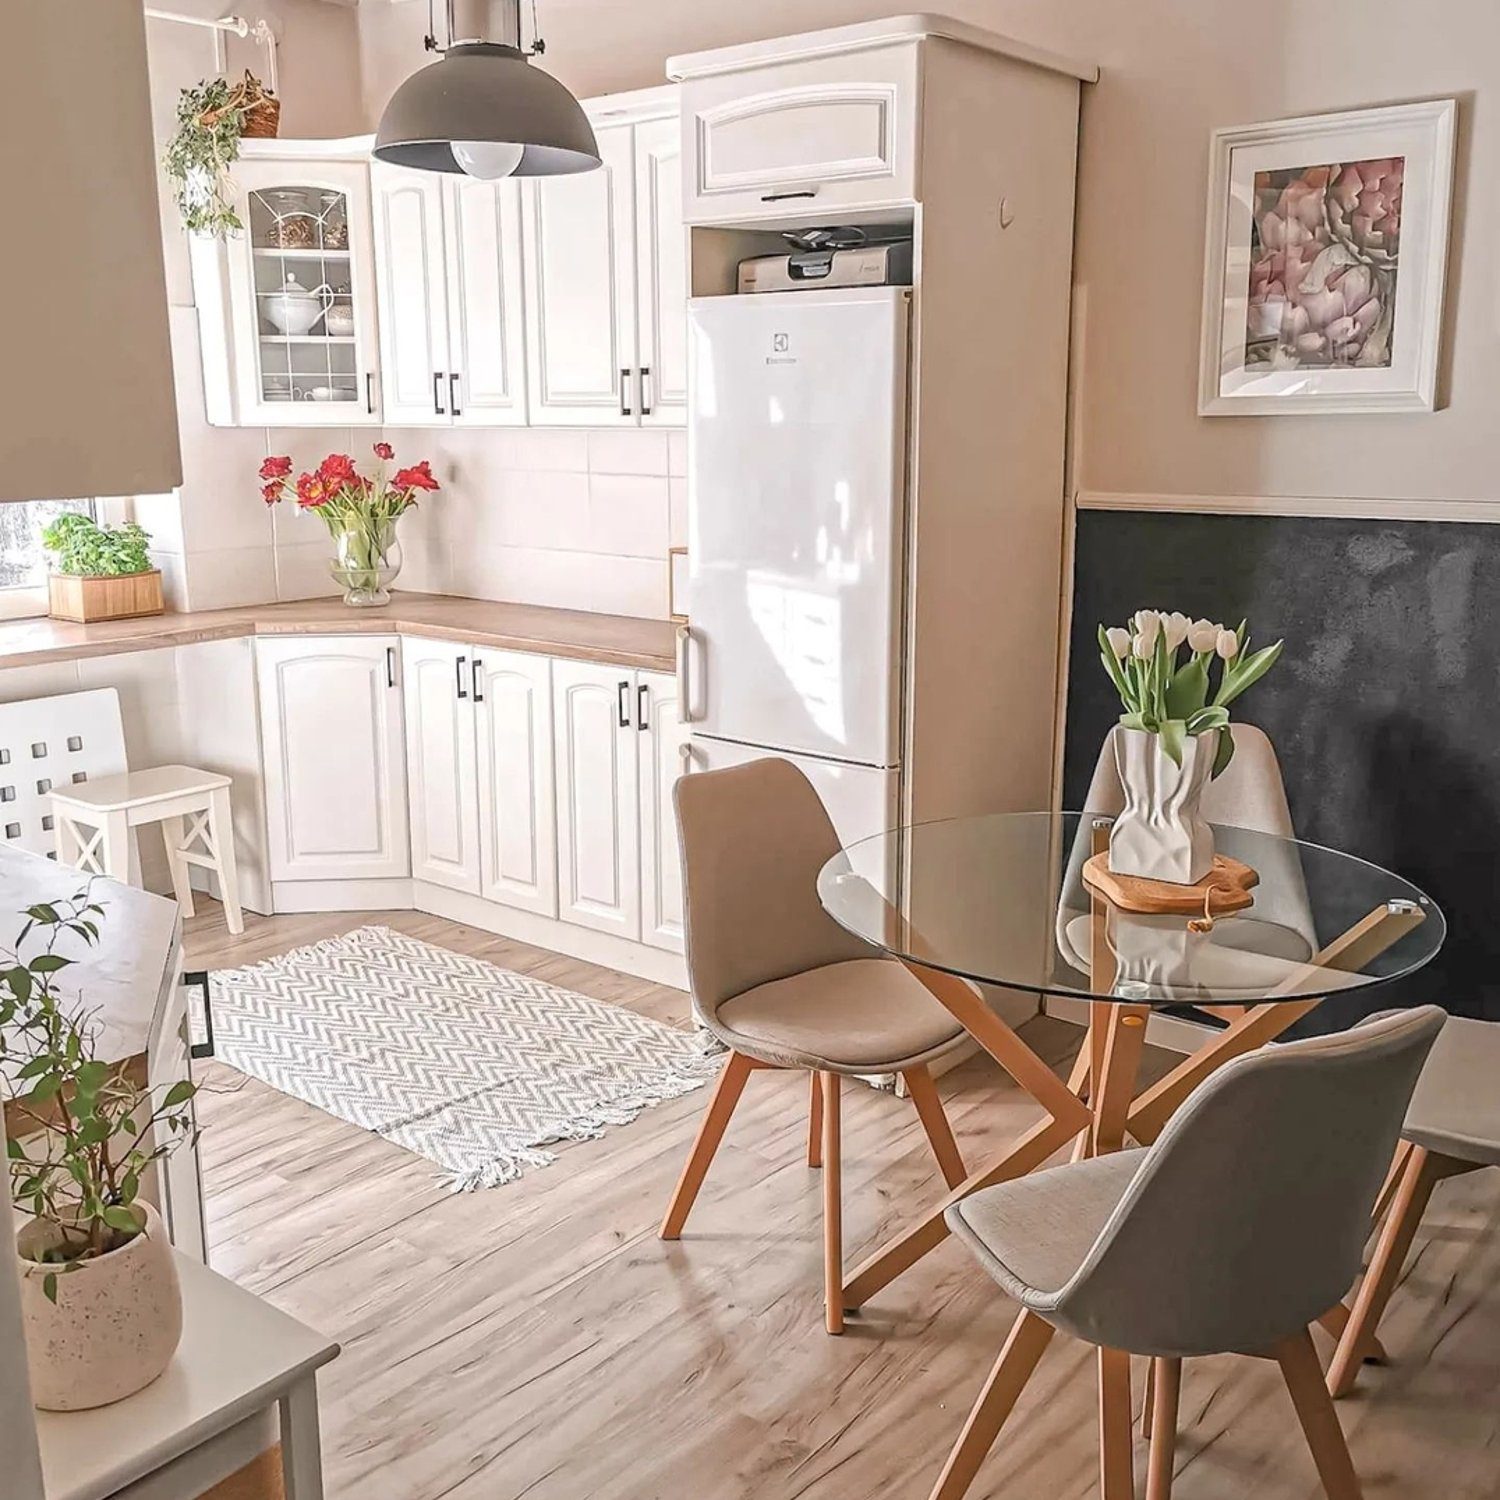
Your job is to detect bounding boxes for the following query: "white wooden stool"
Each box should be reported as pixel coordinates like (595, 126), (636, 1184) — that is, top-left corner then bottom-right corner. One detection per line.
(50, 766), (245, 934)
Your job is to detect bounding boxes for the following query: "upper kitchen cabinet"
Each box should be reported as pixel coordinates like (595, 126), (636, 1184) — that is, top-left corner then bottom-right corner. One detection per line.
(667, 17), (1094, 225)
(191, 140), (382, 426)
(371, 166), (528, 427)
(522, 88), (687, 427)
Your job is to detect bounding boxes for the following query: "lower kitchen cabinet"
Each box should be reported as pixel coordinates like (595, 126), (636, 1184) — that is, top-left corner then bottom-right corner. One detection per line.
(256, 635), (409, 882)
(258, 636), (685, 964)
(552, 659), (686, 953)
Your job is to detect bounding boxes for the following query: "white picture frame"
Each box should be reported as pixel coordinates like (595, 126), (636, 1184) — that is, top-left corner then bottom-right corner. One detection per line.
(1198, 99), (1457, 416)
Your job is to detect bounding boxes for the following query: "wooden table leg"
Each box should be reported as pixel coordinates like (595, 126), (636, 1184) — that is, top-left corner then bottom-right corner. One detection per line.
(1099, 1346), (1136, 1499)
(1145, 1358), (1181, 1500)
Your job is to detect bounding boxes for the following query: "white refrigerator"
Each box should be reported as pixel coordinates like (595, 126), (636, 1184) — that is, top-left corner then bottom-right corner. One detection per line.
(683, 287), (910, 853)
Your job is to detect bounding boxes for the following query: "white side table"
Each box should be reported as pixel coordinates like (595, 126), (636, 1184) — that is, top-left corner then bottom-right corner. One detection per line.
(34, 1249), (339, 1500)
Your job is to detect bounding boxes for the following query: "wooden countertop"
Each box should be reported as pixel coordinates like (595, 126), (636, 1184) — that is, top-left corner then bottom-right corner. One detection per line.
(0, 593), (678, 674)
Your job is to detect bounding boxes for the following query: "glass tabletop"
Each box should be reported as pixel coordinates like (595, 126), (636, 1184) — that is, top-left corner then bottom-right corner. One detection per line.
(817, 812), (1445, 1007)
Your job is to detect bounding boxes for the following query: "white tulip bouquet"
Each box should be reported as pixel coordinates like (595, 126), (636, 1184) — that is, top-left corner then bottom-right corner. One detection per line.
(1097, 610), (1283, 778)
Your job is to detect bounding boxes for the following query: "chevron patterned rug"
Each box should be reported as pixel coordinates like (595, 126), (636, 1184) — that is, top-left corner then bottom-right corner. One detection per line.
(210, 925), (721, 1190)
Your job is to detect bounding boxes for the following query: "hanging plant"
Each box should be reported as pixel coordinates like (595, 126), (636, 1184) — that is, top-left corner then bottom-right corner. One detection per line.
(163, 71), (280, 238)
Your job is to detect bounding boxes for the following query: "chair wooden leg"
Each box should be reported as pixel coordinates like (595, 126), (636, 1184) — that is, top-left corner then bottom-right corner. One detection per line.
(1275, 1329), (1363, 1500)
(1327, 1146), (1440, 1397)
(929, 1309), (1055, 1500)
(659, 1051), (755, 1240)
(821, 1070), (843, 1334)
(807, 1070), (823, 1168)
(902, 1065), (967, 1189)
(1145, 1358), (1181, 1500)
(1099, 1345), (1136, 1499)
(1140, 1356), (1155, 1439)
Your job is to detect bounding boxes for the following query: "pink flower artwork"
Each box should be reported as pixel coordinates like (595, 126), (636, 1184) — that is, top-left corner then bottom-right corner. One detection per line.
(1245, 157), (1403, 370)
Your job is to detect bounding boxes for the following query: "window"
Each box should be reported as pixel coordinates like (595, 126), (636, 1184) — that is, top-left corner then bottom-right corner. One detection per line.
(0, 499), (93, 621)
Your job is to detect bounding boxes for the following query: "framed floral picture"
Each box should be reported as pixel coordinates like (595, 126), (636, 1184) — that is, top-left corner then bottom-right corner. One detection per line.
(1198, 99), (1456, 415)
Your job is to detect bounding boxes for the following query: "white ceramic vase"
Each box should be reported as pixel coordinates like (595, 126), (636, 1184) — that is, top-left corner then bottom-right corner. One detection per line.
(15, 1201), (183, 1411)
(1108, 726), (1218, 884)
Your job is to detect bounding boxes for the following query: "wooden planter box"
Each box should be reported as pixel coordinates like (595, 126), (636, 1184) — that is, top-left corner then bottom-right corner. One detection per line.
(48, 569), (164, 623)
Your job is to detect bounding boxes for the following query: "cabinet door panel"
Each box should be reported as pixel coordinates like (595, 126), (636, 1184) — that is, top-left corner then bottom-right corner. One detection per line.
(475, 651), (556, 915)
(636, 670), (687, 953)
(633, 116), (688, 427)
(371, 163), (450, 425)
(224, 160), (383, 425)
(403, 638), (480, 893)
(521, 123), (638, 426)
(552, 660), (639, 938)
(256, 637), (408, 881)
(447, 179), (528, 426)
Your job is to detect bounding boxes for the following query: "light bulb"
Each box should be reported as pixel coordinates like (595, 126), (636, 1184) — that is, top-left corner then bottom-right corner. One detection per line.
(452, 140), (526, 180)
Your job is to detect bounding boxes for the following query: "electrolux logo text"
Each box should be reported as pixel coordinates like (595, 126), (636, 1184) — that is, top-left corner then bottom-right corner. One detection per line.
(766, 331), (795, 365)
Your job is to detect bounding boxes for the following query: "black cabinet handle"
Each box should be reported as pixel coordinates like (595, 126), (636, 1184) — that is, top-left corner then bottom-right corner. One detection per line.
(471, 657), (484, 702)
(456, 654), (468, 700)
(386, 645), (396, 688)
(639, 366), (652, 416)
(617, 679), (631, 728)
(619, 367), (633, 417)
(449, 372), (462, 417)
(761, 188), (818, 203)
(434, 371), (446, 416)
(365, 371), (376, 415)
(636, 682), (650, 731)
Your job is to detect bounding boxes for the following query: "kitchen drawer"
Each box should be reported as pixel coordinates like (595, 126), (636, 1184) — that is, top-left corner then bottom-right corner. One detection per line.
(680, 43), (918, 223)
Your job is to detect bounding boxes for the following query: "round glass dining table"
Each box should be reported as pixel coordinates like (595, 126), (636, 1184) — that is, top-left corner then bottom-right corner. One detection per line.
(814, 811), (1446, 1318)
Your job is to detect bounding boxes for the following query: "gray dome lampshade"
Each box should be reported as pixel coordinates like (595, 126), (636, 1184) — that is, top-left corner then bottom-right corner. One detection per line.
(373, 43), (601, 176)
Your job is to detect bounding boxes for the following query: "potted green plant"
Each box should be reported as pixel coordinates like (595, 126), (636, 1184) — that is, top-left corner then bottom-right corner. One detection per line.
(163, 71), (280, 238)
(3, 892), (198, 1410)
(41, 514), (163, 622)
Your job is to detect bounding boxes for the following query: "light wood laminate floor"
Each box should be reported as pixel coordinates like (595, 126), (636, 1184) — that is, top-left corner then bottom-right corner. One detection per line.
(185, 903), (1500, 1500)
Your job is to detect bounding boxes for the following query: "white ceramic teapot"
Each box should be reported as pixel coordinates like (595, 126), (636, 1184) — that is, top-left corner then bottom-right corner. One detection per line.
(263, 274), (334, 336)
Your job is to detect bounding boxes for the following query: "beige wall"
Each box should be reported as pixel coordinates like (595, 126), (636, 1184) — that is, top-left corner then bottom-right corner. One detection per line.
(362, 0), (1498, 508)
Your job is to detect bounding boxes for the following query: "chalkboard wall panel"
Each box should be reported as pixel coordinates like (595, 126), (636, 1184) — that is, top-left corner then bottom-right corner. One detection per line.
(1064, 509), (1498, 1025)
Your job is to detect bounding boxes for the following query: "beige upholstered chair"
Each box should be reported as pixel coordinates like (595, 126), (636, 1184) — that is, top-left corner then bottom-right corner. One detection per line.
(928, 1006), (1444, 1500)
(1329, 1013), (1500, 1396)
(660, 757), (970, 1334)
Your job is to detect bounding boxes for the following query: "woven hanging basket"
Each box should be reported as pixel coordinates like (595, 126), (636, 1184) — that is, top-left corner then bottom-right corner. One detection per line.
(201, 70), (280, 139)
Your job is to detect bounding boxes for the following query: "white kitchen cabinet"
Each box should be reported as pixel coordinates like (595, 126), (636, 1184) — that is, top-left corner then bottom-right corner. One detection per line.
(193, 143), (382, 426)
(256, 636), (409, 881)
(474, 649), (557, 916)
(402, 637), (481, 893)
(636, 669), (688, 953)
(371, 164), (528, 427)
(522, 89), (686, 427)
(670, 40), (919, 224)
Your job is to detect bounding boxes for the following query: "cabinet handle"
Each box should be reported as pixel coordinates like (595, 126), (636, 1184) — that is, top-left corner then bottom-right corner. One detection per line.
(617, 678), (631, 728)
(456, 653), (468, 700)
(619, 367), (633, 417)
(365, 372), (376, 415)
(449, 372), (462, 417)
(637, 682), (650, 732)
(639, 366), (652, 417)
(386, 645), (396, 689)
(434, 371), (446, 417)
(471, 656), (484, 702)
(760, 188), (818, 203)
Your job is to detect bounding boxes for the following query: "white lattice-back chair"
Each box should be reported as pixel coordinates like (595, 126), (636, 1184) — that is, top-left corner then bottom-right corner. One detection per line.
(0, 688), (245, 934)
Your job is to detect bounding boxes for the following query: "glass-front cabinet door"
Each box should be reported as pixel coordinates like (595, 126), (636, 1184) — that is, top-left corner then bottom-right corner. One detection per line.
(224, 157), (381, 424)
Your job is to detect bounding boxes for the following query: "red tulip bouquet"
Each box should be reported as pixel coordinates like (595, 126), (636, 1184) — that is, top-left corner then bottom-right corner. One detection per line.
(258, 442), (438, 606)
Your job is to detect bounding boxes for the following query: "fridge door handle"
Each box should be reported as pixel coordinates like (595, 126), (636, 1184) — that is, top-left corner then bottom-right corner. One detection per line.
(675, 624), (696, 723)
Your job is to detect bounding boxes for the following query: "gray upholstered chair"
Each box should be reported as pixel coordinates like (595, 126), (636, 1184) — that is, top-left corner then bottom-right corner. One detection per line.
(1329, 1013), (1500, 1396)
(660, 757), (970, 1334)
(927, 1005), (1444, 1500)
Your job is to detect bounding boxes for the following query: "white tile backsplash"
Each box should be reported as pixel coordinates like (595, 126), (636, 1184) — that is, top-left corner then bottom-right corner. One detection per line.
(585, 474), (670, 559)
(588, 428), (670, 476)
(668, 429), (688, 479)
(183, 545), (279, 612)
(669, 477), (688, 548)
(449, 545), (668, 619)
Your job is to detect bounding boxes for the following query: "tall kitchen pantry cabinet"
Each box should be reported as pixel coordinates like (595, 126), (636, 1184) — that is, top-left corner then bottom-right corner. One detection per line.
(668, 19), (1097, 835)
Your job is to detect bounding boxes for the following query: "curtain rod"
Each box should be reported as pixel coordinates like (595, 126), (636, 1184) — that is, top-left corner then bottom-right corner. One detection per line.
(143, 8), (279, 94)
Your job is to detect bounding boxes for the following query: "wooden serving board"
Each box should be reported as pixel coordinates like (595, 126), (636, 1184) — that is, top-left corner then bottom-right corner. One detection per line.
(1082, 852), (1259, 916)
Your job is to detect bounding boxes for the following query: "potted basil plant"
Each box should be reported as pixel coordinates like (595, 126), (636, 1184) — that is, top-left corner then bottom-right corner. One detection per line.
(41, 514), (163, 622)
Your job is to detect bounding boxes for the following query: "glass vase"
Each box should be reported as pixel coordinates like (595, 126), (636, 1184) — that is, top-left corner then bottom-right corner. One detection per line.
(330, 519), (402, 607)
